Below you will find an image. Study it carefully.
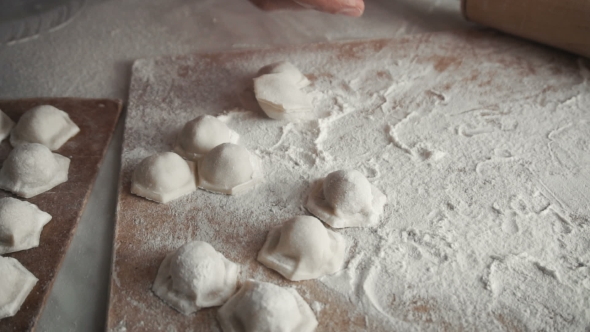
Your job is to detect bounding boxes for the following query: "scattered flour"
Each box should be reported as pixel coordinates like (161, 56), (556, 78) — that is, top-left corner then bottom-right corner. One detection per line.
(311, 301), (324, 314)
(111, 30), (590, 331)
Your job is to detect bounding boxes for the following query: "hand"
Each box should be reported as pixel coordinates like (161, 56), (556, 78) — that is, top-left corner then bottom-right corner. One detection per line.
(249, 0), (365, 17)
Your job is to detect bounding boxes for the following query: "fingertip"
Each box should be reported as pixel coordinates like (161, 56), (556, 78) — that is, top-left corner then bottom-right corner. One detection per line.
(357, 0), (365, 15)
(336, 7), (362, 17)
(336, 0), (364, 17)
(285, 0), (365, 17)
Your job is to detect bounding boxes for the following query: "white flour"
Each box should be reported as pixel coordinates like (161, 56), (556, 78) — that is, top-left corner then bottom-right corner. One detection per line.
(115, 31), (590, 331)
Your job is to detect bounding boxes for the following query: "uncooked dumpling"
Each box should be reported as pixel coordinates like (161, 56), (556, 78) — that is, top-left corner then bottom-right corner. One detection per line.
(257, 61), (311, 88)
(306, 170), (386, 228)
(198, 143), (263, 195)
(0, 197), (52, 254)
(0, 143), (70, 198)
(217, 280), (317, 332)
(174, 115), (239, 161)
(131, 152), (196, 203)
(0, 256), (38, 319)
(0, 110), (15, 142)
(254, 73), (314, 122)
(258, 215), (345, 281)
(152, 240), (239, 315)
(10, 105), (80, 151)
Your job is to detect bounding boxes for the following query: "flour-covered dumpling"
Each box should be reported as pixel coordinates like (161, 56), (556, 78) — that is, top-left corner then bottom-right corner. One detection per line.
(153, 241), (239, 315)
(131, 152), (196, 203)
(257, 61), (311, 89)
(0, 198), (52, 254)
(306, 170), (386, 228)
(0, 110), (15, 142)
(10, 105), (80, 151)
(254, 73), (313, 122)
(174, 115), (239, 161)
(0, 143), (70, 198)
(0, 256), (38, 319)
(198, 143), (263, 195)
(258, 215), (345, 281)
(217, 280), (317, 332)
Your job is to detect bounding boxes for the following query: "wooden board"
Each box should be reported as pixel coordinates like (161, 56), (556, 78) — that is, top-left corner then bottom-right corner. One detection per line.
(0, 98), (122, 332)
(108, 29), (587, 331)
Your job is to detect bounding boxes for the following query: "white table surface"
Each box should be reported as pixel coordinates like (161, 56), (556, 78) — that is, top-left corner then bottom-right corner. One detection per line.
(0, 0), (470, 330)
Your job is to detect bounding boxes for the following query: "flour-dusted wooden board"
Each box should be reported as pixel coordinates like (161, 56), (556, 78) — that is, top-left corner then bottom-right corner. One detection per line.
(0, 98), (122, 332)
(109, 29), (590, 331)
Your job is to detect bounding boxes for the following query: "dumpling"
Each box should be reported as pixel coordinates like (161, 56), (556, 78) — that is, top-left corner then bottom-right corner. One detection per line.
(257, 215), (345, 281)
(217, 280), (317, 332)
(174, 115), (239, 161)
(152, 240), (239, 315)
(0, 197), (52, 254)
(306, 170), (386, 228)
(0, 110), (15, 142)
(0, 143), (70, 198)
(131, 152), (196, 204)
(257, 61), (311, 89)
(254, 73), (314, 122)
(198, 143), (263, 195)
(10, 105), (80, 151)
(0, 256), (38, 319)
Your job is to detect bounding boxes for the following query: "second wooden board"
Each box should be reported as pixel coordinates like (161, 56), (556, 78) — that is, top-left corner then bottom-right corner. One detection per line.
(0, 98), (122, 332)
